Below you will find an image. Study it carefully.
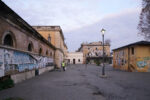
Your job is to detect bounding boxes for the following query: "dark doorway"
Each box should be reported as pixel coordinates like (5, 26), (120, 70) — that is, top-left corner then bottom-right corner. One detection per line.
(4, 34), (13, 47)
(28, 43), (33, 52)
(68, 59), (70, 64)
(39, 48), (42, 55)
(73, 59), (76, 64)
(46, 50), (48, 56)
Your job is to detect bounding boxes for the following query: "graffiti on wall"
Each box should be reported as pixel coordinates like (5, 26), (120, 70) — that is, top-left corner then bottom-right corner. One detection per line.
(87, 48), (103, 57)
(0, 48), (54, 77)
(115, 50), (127, 66)
(0, 49), (4, 77)
(136, 57), (150, 69)
(0, 49), (4, 67)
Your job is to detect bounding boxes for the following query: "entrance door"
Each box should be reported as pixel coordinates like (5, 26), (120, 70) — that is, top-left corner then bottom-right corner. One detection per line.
(73, 59), (76, 64)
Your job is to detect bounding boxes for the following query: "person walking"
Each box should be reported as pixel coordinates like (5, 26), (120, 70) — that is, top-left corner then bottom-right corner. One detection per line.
(62, 61), (66, 71)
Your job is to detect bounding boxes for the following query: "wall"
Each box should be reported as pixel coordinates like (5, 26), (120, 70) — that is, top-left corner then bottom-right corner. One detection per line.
(113, 48), (129, 71)
(136, 46), (150, 72)
(0, 47), (54, 78)
(0, 18), (55, 58)
(33, 26), (67, 68)
(67, 52), (83, 64)
(32, 29), (56, 47)
(38, 66), (54, 75)
(82, 44), (110, 64)
(11, 66), (54, 84)
(11, 70), (35, 84)
(113, 45), (150, 72)
(55, 50), (64, 68)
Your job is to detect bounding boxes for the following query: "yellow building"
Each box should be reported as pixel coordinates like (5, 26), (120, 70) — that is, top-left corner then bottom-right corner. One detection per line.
(33, 26), (68, 68)
(113, 41), (150, 72)
(78, 41), (110, 64)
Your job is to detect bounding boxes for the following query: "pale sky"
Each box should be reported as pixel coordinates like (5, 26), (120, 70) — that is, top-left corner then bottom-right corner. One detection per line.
(2, 0), (143, 51)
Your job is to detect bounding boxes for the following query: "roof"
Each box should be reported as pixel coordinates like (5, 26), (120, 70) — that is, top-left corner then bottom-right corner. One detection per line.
(81, 41), (110, 46)
(0, 1), (56, 50)
(113, 41), (150, 51)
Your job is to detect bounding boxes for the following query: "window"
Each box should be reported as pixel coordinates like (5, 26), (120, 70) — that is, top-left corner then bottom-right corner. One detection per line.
(28, 43), (33, 52)
(50, 52), (53, 57)
(46, 50), (48, 55)
(48, 34), (51, 42)
(4, 34), (13, 47)
(78, 59), (80, 62)
(39, 48), (42, 55)
(131, 47), (134, 55)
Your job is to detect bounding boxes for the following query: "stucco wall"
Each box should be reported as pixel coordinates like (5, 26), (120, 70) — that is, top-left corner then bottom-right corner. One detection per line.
(67, 52), (83, 64)
(113, 45), (150, 72)
(11, 70), (35, 84)
(11, 66), (54, 84)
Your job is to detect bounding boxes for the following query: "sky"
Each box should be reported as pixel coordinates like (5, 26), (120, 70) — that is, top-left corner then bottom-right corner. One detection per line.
(2, 0), (143, 52)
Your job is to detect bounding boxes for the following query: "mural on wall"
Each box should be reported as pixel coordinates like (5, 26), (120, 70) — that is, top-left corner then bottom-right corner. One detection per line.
(137, 57), (150, 69)
(115, 50), (127, 67)
(0, 48), (54, 77)
(87, 48), (103, 57)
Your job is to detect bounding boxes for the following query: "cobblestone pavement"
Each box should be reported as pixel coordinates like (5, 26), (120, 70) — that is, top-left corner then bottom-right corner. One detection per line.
(0, 64), (150, 100)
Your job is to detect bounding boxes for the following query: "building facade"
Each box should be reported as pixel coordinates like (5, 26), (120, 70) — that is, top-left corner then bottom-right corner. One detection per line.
(113, 41), (150, 72)
(78, 41), (110, 64)
(33, 26), (68, 68)
(0, 1), (55, 80)
(67, 52), (83, 64)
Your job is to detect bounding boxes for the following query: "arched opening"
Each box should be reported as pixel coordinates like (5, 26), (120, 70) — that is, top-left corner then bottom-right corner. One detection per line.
(50, 52), (52, 57)
(73, 59), (76, 64)
(4, 34), (13, 47)
(39, 48), (42, 55)
(28, 43), (33, 52)
(46, 50), (48, 56)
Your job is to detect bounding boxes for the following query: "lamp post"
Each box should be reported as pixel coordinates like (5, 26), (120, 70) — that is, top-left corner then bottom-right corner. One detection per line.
(101, 28), (105, 76)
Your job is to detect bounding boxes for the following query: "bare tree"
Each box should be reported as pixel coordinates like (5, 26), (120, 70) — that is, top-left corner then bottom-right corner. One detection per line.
(105, 39), (111, 45)
(138, 0), (150, 40)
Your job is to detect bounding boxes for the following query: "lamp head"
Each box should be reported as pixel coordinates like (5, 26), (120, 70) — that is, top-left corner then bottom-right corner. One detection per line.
(101, 28), (106, 35)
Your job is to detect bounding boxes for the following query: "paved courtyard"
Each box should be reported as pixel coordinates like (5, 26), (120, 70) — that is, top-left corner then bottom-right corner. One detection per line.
(0, 64), (150, 100)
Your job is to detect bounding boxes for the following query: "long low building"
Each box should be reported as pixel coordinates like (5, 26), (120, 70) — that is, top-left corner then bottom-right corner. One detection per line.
(0, 1), (55, 83)
(67, 52), (83, 64)
(113, 41), (150, 72)
(33, 26), (68, 68)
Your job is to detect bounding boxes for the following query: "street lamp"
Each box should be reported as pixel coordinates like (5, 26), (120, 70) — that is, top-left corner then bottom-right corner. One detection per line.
(101, 28), (105, 76)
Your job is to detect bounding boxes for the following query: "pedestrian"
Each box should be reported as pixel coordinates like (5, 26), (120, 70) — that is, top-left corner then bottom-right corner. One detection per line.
(62, 61), (66, 71)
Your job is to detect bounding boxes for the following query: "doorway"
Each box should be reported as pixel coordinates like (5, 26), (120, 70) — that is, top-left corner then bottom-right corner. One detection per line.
(73, 59), (76, 64)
